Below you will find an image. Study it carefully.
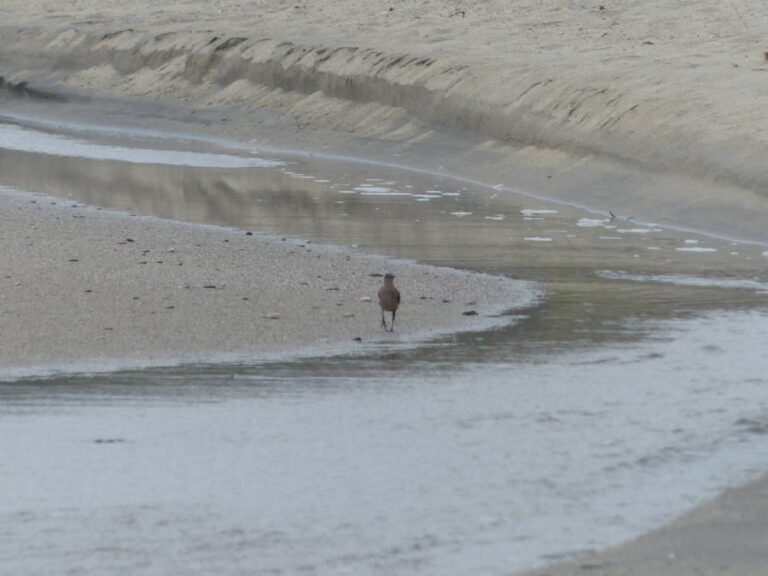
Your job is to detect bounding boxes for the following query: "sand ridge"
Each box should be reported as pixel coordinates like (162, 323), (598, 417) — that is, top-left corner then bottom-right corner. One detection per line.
(2, 0), (767, 192)
(3, 1), (768, 244)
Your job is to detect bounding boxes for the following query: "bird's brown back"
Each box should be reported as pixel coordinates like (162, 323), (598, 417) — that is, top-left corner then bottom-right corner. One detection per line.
(378, 285), (400, 312)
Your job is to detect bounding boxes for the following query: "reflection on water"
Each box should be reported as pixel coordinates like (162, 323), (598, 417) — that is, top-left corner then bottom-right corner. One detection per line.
(2, 121), (768, 362)
(0, 122), (285, 168)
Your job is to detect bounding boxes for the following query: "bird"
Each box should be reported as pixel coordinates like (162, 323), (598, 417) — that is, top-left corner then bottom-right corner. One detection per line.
(378, 272), (401, 332)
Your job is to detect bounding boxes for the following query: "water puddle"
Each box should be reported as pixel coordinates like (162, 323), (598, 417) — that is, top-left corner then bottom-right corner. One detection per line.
(0, 121), (284, 168)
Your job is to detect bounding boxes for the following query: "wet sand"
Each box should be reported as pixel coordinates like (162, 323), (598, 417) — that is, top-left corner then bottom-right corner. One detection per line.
(1, 1), (768, 574)
(516, 474), (768, 576)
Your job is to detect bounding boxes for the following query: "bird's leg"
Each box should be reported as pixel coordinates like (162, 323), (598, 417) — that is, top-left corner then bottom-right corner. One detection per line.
(390, 310), (396, 332)
(381, 309), (389, 331)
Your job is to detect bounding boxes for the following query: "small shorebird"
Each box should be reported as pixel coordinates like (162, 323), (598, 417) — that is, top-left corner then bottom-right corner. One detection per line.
(378, 272), (401, 332)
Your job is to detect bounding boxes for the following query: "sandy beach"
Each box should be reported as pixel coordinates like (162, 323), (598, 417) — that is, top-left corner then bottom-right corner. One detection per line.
(1, 1), (768, 575)
(2, 1), (768, 240)
(0, 185), (532, 377)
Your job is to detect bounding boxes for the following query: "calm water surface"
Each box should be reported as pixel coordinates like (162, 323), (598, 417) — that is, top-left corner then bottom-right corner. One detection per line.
(1, 118), (768, 575)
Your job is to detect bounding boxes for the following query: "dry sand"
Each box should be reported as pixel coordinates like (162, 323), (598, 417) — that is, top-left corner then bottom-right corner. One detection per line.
(0, 186), (532, 377)
(1, 1), (768, 574)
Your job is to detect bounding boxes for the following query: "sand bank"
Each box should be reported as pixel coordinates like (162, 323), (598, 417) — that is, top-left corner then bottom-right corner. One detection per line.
(0, 186), (534, 378)
(2, 1), (768, 242)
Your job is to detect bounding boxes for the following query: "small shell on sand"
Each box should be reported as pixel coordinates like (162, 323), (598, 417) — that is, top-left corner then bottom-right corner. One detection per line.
(264, 312), (281, 320)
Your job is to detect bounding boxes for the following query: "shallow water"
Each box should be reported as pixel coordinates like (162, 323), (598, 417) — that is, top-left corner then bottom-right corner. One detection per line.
(1, 117), (768, 575)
